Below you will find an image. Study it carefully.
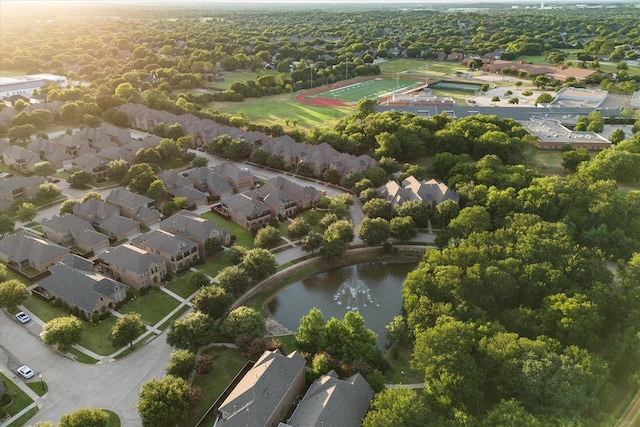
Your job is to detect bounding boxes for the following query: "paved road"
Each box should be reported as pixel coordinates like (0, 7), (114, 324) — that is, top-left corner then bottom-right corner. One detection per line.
(0, 310), (171, 426)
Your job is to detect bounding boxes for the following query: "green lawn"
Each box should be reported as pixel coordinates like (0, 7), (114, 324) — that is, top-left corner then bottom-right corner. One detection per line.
(311, 77), (422, 102)
(211, 93), (350, 131)
(22, 295), (68, 322)
(199, 256), (233, 280)
(119, 290), (181, 326)
(200, 211), (254, 248)
(184, 346), (249, 427)
(529, 149), (566, 176)
(157, 305), (190, 331)
(27, 381), (48, 397)
(7, 407), (38, 427)
(165, 273), (202, 299)
(384, 343), (424, 384)
(0, 373), (34, 417)
(80, 316), (119, 356)
(105, 410), (121, 427)
(204, 69), (280, 91)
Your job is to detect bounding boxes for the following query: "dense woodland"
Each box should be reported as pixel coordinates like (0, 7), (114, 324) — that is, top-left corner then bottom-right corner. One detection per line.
(3, 3), (640, 426)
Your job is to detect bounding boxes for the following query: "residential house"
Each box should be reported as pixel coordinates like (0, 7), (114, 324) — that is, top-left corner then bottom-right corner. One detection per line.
(72, 154), (109, 180)
(158, 170), (208, 208)
(29, 137), (74, 169)
(2, 145), (40, 174)
(0, 231), (69, 273)
(284, 371), (374, 427)
(219, 193), (271, 230)
(160, 210), (232, 250)
(97, 244), (167, 290)
(42, 214), (110, 254)
(378, 176), (459, 210)
(130, 229), (200, 273)
(187, 167), (234, 200)
(72, 198), (140, 241)
(106, 188), (161, 226)
(35, 262), (128, 320)
(216, 350), (306, 427)
(0, 175), (46, 213)
(210, 162), (255, 193)
(254, 176), (322, 218)
(76, 123), (133, 149)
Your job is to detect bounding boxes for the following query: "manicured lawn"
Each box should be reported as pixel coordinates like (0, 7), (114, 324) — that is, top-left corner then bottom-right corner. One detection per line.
(27, 381), (48, 396)
(184, 347), (249, 427)
(66, 347), (98, 364)
(0, 373), (34, 417)
(22, 295), (68, 322)
(80, 316), (119, 356)
(529, 149), (565, 176)
(7, 406), (38, 427)
(200, 256), (233, 279)
(119, 290), (181, 326)
(200, 211), (254, 248)
(311, 77), (422, 102)
(204, 69), (279, 91)
(165, 273), (202, 299)
(105, 410), (121, 427)
(157, 305), (189, 331)
(210, 93), (351, 131)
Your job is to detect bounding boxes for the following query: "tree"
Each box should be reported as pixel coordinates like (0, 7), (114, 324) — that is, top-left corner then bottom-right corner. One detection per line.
(35, 183), (61, 205)
(17, 202), (37, 223)
(144, 179), (165, 201)
(296, 308), (326, 353)
(216, 265), (249, 296)
(390, 216), (417, 243)
(562, 148), (590, 172)
(166, 349), (196, 379)
(191, 155), (208, 168)
(254, 225), (281, 249)
(8, 124), (36, 143)
(535, 93), (554, 105)
(609, 128), (626, 144)
(59, 408), (109, 427)
(301, 231), (323, 254)
(483, 399), (541, 427)
(110, 312), (146, 349)
(448, 205), (491, 238)
(42, 316), (82, 351)
(122, 163), (158, 194)
(204, 237), (221, 257)
(287, 217), (311, 240)
(107, 159), (129, 181)
(81, 192), (103, 203)
(325, 220), (355, 244)
(136, 375), (189, 427)
(363, 388), (428, 427)
(0, 264), (7, 282)
(188, 271), (210, 288)
(242, 248), (277, 280)
(68, 171), (91, 188)
(358, 217), (390, 246)
(395, 200), (430, 228)
(221, 306), (266, 340)
(193, 285), (232, 319)
(166, 311), (215, 349)
(0, 214), (15, 237)
(0, 279), (29, 311)
(33, 161), (56, 177)
(362, 198), (393, 220)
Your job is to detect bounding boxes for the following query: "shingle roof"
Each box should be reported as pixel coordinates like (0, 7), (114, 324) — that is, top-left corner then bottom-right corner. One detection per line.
(219, 350), (305, 427)
(99, 244), (166, 275)
(72, 198), (120, 221)
(160, 210), (231, 243)
(106, 188), (154, 210)
(0, 231), (69, 266)
(38, 263), (127, 314)
(0, 176), (46, 197)
(42, 214), (109, 247)
(130, 229), (198, 256)
(287, 371), (374, 427)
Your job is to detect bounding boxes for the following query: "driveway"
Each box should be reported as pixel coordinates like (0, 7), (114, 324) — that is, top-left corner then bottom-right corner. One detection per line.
(0, 310), (171, 426)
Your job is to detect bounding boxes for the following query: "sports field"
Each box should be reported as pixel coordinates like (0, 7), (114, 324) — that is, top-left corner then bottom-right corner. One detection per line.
(309, 77), (423, 102)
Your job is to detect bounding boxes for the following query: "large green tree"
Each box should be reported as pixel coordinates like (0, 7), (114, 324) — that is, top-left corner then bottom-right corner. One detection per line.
(110, 312), (146, 349)
(192, 285), (232, 319)
(166, 311), (215, 350)
(242, 248), (276, 280)
(363, 388), (429, 427)
(59, 408), (109, 427)
(42, 316), (82, 351)
(136, 376), (189, 427)
(0, 279), (29, 311)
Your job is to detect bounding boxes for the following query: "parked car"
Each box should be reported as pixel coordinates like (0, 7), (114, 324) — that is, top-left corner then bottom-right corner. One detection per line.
(15, 311), (30, 324)
(17, 365), (35, 379)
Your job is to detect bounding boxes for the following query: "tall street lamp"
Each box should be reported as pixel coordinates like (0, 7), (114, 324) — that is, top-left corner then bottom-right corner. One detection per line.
(38, 372), (44, 391)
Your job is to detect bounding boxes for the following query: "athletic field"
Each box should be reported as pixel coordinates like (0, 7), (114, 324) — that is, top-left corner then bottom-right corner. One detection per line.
(309, 77), (423, 102)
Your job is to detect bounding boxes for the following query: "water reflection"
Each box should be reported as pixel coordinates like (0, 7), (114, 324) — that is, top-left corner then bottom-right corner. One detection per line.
(267, 262), (417, 347)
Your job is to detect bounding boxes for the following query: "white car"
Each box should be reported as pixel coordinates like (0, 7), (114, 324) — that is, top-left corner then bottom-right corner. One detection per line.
(15, 312), (30, 324)
(17, 365), (35, 379)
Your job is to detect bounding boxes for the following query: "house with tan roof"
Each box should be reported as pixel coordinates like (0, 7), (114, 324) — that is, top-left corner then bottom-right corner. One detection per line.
(378, 176), (459, 210)
(216, 350), (306, 427)
(97, 243), (167, 290)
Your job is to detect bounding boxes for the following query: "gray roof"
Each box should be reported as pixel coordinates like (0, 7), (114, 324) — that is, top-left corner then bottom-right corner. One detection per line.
(73, 198), (120, 222)
(160, 210), (231, 243)
(58, 253), (95, 270)
(0, 231), (69, 266)
(130, 229), (198, 256)
(219, 350), (305, 427)
(222, 193), (271, 218)
(106, 188), (154, 210)
(0, 176), (46, 197)
(38, 263), (127, 314)
(98, 214), (139, 235)
(42, 214), (109, 247)
(187, 167), (233, 194)
(287, 371), (374, 427)
(98, 244), (166, 275)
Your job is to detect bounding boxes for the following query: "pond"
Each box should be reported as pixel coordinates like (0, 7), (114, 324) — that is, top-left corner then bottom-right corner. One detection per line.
(266, 262), (418, 348)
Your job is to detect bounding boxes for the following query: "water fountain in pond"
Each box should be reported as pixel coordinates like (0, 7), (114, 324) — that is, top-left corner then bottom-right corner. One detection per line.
(333, 275), (379, 311)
